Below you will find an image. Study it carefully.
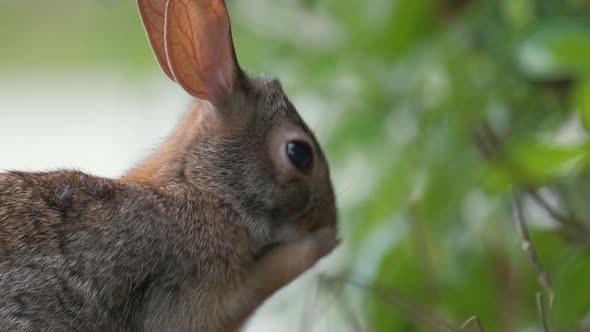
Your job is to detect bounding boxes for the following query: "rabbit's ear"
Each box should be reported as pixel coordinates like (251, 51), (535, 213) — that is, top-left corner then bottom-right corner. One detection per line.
(165, 0), (239, 107)
(138, 0), (175, 81)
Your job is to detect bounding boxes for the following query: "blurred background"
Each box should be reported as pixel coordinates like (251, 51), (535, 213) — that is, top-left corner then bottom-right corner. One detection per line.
(2, 0), (590, 331)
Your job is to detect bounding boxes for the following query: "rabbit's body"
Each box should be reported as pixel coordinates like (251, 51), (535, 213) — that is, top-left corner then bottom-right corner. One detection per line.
(0, 169), (253, 331)
(0, 0), (338, 330)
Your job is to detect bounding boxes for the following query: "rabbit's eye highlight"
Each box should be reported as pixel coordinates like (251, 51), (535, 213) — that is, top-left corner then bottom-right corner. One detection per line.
(286, 141), (313, 172)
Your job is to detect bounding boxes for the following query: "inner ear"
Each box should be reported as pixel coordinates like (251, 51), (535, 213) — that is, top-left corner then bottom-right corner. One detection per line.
(164, 0), (240, 108)
(138, 0), (175, 81)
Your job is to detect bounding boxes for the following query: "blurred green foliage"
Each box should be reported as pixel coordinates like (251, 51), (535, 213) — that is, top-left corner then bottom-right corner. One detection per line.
(3, 0), (590, 330)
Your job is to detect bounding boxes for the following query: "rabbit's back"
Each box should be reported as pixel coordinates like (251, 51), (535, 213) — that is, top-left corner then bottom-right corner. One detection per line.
(0, 171), (132, 330)
(0, 171), (251, 331)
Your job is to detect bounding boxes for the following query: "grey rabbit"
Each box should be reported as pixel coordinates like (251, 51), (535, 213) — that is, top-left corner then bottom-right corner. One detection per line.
(0, 0), (339, 331)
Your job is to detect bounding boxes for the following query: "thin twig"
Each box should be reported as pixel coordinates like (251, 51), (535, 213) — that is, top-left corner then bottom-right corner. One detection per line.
(473, 119), (590, 244)
(527, 190), (569, 224)
(512, 193), (554, 298)
(325, 275), (459, 332)
(536, 292), (552, 332)
(460, 316), (485, 332)
(527, 189), (589, 243)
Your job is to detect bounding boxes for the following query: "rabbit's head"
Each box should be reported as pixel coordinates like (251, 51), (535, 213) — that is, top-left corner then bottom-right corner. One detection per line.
(134, 0), (337, 252)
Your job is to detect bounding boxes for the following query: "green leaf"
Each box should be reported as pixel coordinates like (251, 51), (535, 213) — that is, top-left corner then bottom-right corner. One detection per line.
(509, 141), (589, 183)
(551, 248), (590, 330)
(520, 24), (590, 78)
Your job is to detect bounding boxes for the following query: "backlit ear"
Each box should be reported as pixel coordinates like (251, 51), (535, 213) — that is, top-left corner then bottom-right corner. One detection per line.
(165, 0), (239, 107)
(138, 0), (175, 81)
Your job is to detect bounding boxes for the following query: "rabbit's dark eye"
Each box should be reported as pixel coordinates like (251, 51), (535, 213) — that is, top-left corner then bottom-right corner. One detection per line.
(286, 141), (313, 172)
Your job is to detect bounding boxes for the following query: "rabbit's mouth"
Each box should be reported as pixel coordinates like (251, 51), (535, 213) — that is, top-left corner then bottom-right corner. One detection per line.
(250, 203), (323, 260)
(252, 242), (280, 260)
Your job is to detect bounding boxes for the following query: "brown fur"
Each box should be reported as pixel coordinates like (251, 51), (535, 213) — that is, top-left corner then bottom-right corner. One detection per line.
(125, 101), (216, 184)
